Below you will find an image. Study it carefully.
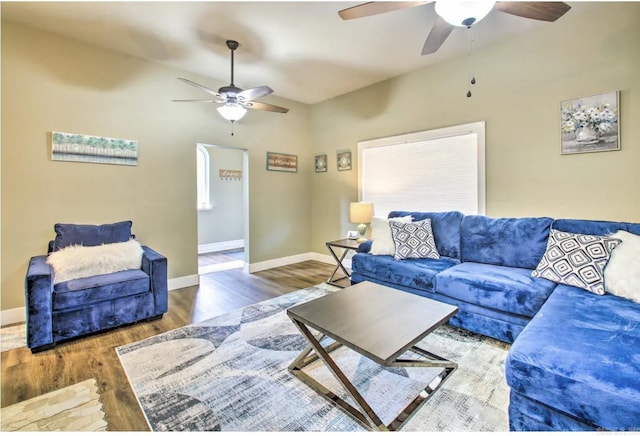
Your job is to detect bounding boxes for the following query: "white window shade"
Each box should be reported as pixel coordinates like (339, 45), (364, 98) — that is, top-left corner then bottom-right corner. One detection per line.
(359, 122), (485, 218)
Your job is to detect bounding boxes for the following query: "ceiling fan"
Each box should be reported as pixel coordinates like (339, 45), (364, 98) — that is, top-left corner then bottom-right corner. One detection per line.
(338, 1), (571, 55)
(174, 40), (289, 123)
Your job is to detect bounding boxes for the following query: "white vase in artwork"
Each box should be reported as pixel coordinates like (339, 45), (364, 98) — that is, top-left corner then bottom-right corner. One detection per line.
(575, 126), (599, 144)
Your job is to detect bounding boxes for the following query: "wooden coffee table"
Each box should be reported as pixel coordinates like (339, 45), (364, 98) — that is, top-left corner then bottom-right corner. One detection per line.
(286, 281), (459, 431)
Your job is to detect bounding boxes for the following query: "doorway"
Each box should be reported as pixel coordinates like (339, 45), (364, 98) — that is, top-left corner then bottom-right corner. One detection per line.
(196, 143), (249, 274)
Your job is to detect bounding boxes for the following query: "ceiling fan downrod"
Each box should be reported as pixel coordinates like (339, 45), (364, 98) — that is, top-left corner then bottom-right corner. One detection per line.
(226, 40), (239, 87)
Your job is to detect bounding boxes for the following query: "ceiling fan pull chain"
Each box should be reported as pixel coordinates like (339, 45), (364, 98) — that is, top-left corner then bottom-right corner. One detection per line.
(470, 26), (477, 86)
(466, 28), (472, 98)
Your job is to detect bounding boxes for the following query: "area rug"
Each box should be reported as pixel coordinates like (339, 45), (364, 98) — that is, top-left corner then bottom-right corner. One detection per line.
(1, 324), (26, 352)
(0, 378), (107, 431)
(117, 283), (510, 431)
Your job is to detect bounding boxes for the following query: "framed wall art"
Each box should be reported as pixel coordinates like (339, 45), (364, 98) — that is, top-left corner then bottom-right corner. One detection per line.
(337, 150), (352, 171)
(560, 91), (619, 155)
(51, 131), (138, 166)
(266, 151), (297, 173)
(315, 154), (328, 173)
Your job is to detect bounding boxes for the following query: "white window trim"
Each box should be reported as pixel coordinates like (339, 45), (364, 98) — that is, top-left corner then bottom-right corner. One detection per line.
(357, 121), (486, 215)
(197, 144), (213, 211)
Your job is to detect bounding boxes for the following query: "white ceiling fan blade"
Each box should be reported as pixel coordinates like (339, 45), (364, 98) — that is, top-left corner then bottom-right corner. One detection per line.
(177, 77), (222, 98)
(172, 99), (219, 103)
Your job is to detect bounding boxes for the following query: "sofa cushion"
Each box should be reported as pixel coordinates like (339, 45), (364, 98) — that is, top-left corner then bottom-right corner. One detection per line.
(460, 215), (553, 269)
(435, 262), (556, 318)
(605, 230), (640, 303)
(48, 239), (144, 284)
(369, 215), (412, 255)
(506, 284), (640, 431)
(531, 229), (620, 295)
(53, 221), (133, 251)
(351, 253), (458, 293)
(53, 269), (150, 311)
(389, 219), (440, 260)
(388, 211), (463, 259)
(552, 218), (640, 237)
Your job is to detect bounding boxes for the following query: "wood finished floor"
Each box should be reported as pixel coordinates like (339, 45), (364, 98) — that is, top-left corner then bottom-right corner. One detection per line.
(0, 260), (334, 431)
(198, 249), (245, 267)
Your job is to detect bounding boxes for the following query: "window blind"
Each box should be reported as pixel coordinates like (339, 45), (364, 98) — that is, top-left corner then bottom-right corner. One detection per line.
(360, 130), (483, 218)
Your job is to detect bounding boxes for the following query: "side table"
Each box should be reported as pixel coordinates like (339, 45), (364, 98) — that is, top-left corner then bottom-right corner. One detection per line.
(325, 238), (361, 287)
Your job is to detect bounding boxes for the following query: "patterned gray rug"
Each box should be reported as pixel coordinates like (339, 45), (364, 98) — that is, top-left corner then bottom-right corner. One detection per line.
(117, 283), (510, 431)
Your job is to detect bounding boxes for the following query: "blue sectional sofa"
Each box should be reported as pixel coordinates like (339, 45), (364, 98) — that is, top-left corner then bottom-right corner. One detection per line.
(351, 211), (640, 431)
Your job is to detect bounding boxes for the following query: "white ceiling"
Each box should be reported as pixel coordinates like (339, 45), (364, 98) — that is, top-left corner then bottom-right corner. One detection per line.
(2, 1), (588, 104)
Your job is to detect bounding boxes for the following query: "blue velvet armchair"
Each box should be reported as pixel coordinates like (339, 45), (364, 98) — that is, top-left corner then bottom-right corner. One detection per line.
(25, 221), (168, 352)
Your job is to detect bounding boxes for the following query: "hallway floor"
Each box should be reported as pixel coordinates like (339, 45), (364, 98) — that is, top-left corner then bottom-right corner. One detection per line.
(198, 249), (245, 274)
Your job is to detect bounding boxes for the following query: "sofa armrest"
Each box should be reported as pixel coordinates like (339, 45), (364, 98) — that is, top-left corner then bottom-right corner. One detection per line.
(141, 246), (168, 315)
(357, 240), (372, 253)
(25, 256), (54, 349)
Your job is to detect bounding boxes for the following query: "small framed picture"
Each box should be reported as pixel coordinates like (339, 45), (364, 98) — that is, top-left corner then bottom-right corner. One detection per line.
(337, 150), (352, 171)
(315, 154), (327, 172)
(266, 151), (297, 173)
(346, 230), (359, 240)
(560, 91), (620, 155)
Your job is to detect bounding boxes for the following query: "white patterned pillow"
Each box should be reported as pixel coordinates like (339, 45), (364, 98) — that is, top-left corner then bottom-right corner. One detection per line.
(531, 229), (621, 295)
(389, 219), (440, 261)
(369, 215), (412, 255)
(604, 230), (640, 303)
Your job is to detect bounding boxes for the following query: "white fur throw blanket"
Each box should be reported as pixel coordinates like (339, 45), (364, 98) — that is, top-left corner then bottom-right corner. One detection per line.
(47, 239), (144, 284)
(604, 230), (640, 303)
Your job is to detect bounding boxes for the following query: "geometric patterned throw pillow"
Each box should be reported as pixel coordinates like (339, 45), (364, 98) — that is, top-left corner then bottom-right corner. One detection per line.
(531, 229), (621, 295)
(389, 219), (440, 261)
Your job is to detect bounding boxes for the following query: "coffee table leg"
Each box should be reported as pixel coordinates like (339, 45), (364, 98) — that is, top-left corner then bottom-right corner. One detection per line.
(288, 319), (388, 431)
(288, 321), (458, 432)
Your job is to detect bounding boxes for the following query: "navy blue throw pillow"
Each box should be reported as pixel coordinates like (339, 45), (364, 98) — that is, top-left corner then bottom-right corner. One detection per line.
(53, 221), (133, 250)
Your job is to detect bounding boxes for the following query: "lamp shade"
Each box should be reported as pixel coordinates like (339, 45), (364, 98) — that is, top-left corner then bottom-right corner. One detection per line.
(435, 1), (495, 27)
(349, 202), (374, 224)
(217, 103), (247, 122)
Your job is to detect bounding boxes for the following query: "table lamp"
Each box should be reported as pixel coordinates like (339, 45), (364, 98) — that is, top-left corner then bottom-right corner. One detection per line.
(349, 202), (374, 242)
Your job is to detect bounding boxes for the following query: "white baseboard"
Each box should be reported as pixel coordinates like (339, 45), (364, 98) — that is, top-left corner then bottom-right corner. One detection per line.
(1, 307), (26, 326)
(1, 274), (201, 326)
(198, 240), (245, 255)
(168, 274), (199, 290)
(308, 252), (352, 269)
(248, 252), (342, 273)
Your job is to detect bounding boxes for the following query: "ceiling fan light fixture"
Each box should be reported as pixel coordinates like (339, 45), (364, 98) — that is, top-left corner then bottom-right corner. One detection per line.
(435, 0), (496, 27)
(217, 103), (247, 122)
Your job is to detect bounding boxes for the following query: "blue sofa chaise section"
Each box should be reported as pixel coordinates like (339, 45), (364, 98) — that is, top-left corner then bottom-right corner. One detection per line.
(351, 211), (640, 431)
(506, 218), (640, 431)
(25, 221), (168, 352)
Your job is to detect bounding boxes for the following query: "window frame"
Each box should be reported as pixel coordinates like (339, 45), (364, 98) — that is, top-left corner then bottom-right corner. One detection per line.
(197, 144), (213, 211)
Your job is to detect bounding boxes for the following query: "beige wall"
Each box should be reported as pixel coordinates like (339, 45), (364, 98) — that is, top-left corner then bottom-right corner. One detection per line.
(310, 2), (640, 253)
(3, 3), (640, 313)
(1, 20), (312, 311)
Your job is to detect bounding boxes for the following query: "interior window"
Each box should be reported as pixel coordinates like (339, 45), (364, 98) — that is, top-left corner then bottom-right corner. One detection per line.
(197, 144), (212, 210)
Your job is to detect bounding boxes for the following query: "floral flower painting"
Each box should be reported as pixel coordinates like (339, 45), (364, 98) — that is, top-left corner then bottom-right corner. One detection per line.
(560, 91), (619, 154)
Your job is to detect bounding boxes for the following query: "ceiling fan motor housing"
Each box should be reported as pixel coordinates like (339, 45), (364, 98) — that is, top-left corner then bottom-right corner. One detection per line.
(218, 85), (243, 96)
